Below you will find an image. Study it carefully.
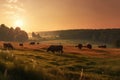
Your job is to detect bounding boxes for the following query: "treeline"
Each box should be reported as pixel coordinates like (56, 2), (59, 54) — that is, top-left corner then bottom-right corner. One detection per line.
(39, 29), (120, 47)
(32, 32), (41, 38)
(0, 24), (28, 42)
(57, 29), (120, 47)
(57, 29), (119, 41)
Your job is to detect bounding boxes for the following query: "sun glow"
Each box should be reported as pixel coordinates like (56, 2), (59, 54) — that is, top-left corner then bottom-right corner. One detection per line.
(14, 19), (24, 28)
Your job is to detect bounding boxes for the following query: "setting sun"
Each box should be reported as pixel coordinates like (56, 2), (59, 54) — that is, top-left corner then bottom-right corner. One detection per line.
(14, 20), (24, 28)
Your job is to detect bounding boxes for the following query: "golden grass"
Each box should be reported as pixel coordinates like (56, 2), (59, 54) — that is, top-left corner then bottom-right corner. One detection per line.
(0, 41), (120, 80)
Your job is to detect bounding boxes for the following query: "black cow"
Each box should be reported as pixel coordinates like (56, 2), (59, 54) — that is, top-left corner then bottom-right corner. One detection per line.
(75, 43), (92, 49)
(29, 42), (35, 45)
(19, 43), (23, 46)
(86, 44), (92, 49)
(98, 45), (107, 48)
(47, 45), (63, 53)
(75, 44), (83, 49)
(37, 42), (39, 44)
(3, 43), (14, 50)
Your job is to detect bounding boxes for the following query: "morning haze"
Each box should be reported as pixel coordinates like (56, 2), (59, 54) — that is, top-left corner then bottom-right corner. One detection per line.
(0, 0), (120, 80)
(0, 0), (120, 32)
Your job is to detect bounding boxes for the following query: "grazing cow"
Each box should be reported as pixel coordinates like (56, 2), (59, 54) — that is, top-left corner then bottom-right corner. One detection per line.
(98, 45), (107, 48)
(3, 43), (14, 50)
(75, 44), (83, 49)
(19, 43), (23, 46)
(47, 45), (63, 53)
(75, 43), (92, 49)
(86, 44), (92, 49)
(37, 42), (39, 44)
(29, 42), (35, 45)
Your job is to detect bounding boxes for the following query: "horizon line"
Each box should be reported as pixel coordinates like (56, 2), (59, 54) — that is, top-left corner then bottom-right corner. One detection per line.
(28, 28), (120, 33)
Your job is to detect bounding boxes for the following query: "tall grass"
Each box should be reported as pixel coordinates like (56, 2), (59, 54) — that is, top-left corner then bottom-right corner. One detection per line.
(0, 49), (119, 80)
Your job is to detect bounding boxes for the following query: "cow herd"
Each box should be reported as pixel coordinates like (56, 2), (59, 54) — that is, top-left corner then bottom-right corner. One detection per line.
(1, 42), (107, 54)
(75, 44), (92, 49)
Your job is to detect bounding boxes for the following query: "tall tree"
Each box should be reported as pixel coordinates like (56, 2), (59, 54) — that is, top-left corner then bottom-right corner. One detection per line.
(0, 24), (28, 42)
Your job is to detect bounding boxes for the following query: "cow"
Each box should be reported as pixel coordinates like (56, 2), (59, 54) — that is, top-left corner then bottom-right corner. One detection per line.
(47, 45), (63, 53)
(75, 43), (92, 49)
(86, 44), (92, 49)
(37, 42), (39, 44)
(29, 42), (35, 45)
(19, 43), (23, 46)
(3, 43), (14, 50)
(98, 45), (107, 48)
(75, 44), (83, 49)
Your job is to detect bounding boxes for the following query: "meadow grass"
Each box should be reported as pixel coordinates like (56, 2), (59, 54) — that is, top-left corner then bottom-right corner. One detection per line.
(0, 49), (119, 80)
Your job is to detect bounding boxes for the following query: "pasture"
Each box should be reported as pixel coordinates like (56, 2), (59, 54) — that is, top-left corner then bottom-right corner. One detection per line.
(0, 40), (120, 80)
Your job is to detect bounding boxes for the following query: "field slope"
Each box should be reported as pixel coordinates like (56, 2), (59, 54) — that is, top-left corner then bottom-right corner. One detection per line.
(0, 43), (120, 80)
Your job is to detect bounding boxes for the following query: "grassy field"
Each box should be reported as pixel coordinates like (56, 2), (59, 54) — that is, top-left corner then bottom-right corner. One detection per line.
(0, 40), (120, 80)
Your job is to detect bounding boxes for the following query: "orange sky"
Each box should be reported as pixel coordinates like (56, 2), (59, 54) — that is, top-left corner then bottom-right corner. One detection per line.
(0, 0), (120, 32)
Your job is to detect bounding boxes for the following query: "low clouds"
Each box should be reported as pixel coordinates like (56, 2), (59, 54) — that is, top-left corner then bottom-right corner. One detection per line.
(1, 0), (26, 20)
(0, 0), (120, 30)
(6, 0), (18, 3)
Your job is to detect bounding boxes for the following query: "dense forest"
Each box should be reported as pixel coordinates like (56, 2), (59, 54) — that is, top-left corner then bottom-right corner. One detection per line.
(0, 24), (28, 42)
(58, 29), (120, 43)
(39, 29), (120, 47)
(0, 23), (120, 47)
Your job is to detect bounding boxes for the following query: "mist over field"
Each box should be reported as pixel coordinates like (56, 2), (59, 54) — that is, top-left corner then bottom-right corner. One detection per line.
(0, 24), (120, 80)
(30, 29), (120, 48)
(0, 0), (120, 79)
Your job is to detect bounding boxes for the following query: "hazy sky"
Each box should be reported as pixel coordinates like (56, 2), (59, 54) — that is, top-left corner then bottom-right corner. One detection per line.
(0, 0), (120, 32)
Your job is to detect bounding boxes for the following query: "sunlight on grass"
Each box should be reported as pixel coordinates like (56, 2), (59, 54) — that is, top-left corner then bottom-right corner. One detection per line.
(0, 49), (119, 80)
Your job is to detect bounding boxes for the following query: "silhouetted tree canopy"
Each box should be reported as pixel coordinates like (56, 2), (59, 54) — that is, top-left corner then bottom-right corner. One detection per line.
(57, 29), (120, 43)
(39, 29), (120, 47)
(32, 32), (41, 38)
(115, 40), (120, 48)
(0, 24), (28, 42)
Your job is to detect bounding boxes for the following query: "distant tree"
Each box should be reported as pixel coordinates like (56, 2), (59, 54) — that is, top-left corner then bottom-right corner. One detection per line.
(0, 24), (28, 42)
(115, 40), (120, 48)
(15, 30), (28, 42)
(36, 33), (41, 38)
(8, 27), (15, 41)
(14, 27), (28, 41)
(32, 32), (36, 37)
(32, 32), (41, 38)
(0, 24), (9, 41)
(15, 27), (21, 33)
